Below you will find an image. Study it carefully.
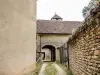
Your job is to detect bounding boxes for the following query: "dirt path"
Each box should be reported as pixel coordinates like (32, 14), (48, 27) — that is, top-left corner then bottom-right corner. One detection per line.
(52, 63), (66, 75)
(38, 63), (47, 75)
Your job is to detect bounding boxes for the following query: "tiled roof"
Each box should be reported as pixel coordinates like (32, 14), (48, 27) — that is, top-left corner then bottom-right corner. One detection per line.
(51, 14), (62, 19)
(37, 20), (82, 34)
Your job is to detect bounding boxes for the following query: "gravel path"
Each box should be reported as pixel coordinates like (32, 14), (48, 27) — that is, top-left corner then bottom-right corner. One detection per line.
(38, 63), (47, 75)
(52, 63), (66, 75)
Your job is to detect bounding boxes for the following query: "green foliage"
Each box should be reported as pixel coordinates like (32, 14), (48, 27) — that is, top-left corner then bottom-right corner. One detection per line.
(24, 63), (42, 75)
(82, 6), (90, 18)
(82, 0), (100, 18)
(96, 0), (100, 1)
(57, 63), (67, 73)
(67, 70), (73, 75)
(64, 56), (68, 62)
(44, 63), (57, 75)
(35, 63), (42, 75)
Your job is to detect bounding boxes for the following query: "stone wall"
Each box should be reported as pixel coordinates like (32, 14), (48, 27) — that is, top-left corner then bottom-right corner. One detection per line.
(36, 34), (71, 62)
(36, 34), (70, 50)
(0, 0), (36, 75)
(67, 12), (100, 75)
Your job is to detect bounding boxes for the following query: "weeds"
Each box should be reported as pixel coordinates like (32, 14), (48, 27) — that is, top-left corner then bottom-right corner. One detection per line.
(44, 63), (57, 75)
(67, 70), (73, 75)
(25, 62), (42, 75)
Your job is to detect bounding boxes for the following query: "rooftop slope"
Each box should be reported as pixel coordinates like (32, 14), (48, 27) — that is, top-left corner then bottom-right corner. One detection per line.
(37, 20), (82, 34)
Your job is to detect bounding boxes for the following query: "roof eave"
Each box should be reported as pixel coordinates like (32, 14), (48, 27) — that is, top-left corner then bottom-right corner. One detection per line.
(37, 33), (72, 35)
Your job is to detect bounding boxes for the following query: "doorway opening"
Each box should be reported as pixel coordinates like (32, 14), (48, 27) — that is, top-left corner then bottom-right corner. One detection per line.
(42, 45), (56, 62)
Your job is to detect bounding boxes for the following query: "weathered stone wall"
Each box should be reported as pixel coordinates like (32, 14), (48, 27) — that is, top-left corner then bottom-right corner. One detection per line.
(36, 34), (41, 61)
(67, 12), (100, 75)
(36, 34), (71, 61)
(39, 34), (70, 49)
(0, 0), (36, 75)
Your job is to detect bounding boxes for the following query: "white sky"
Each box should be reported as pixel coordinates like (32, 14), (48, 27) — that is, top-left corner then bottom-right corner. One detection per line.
(37, 0), (91, 21)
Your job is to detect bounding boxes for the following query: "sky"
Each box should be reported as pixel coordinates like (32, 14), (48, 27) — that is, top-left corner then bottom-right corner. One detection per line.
(37, 0), (91, 21)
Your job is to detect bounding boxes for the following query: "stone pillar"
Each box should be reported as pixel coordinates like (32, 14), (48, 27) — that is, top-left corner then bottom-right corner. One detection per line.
(0, 0), (36, 75)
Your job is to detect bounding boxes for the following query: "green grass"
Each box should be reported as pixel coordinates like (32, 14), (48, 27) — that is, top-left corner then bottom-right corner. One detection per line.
(67, 70), (73, 75)
(44, 63), (57, 75)
(33, 63), (42, 75)
(56, 62), (67, 72)
(56, 62), (73, 75)
(25, 62), (42, 75)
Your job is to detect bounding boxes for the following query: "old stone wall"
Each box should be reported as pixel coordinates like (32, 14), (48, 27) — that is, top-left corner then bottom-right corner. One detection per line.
(40, 34), (70, 48)
(0, 0), (36, 75)
(68, 12), (100, 75)
(36, 34), (71, 62)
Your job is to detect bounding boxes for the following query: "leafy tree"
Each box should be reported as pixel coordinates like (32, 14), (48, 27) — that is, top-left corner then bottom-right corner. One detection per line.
(82, 0), (100, 18)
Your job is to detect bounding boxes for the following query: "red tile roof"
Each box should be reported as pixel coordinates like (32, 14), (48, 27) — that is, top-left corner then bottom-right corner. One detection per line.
(37, 20), (82, 34)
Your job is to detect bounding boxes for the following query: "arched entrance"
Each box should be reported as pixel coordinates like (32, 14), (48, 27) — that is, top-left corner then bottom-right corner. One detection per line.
(42, 45), (56, 62)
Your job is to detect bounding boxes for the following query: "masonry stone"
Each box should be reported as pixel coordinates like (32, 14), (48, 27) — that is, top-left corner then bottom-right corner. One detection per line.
(37, 34), (70, 62)
(67, 12), (100, 75)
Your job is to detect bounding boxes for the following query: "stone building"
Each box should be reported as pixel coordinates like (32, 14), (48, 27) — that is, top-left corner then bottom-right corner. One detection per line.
(36, 14), (82, 62)
(0, 0), (36, 75)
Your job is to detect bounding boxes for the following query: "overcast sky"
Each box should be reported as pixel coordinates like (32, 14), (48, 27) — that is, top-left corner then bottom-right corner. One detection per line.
(37, 0), (91, 21)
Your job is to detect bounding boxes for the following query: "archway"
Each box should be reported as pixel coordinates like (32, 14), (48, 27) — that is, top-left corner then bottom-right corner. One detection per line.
(42, 45), (56, 62)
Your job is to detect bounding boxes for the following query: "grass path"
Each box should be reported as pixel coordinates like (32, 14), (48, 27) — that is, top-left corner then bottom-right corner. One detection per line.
(38, 63), (47, 75)
(52, 63), (67, 75)
(44, 63), (57, 75)
(38, 62), (67, 75)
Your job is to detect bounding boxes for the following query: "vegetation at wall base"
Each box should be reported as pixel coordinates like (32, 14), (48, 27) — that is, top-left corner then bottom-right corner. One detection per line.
(67, 69), (73, 75)
(25, 62), (42, 75)
(57, 62), (67, 73)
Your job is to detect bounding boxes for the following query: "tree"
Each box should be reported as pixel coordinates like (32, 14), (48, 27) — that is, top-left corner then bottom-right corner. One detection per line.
(82, 0), (100, 18)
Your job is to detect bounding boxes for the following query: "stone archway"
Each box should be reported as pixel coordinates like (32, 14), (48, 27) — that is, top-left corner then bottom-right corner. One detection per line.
(42, 45), (56, 62)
